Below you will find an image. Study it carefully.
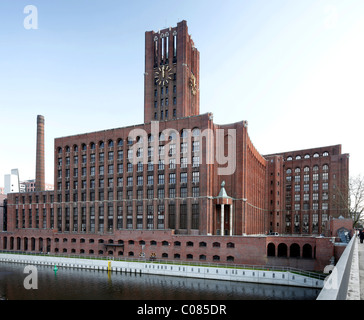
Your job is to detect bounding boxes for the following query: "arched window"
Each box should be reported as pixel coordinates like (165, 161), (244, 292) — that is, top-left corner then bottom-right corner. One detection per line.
(159, 132), (165, 141)
(323, 151), (329, 157)
(313, 153), (319, 158)
(117, 139), (123, 147)
(181, 129), (188, 139)
(108, 140), (114, 148)
(199, 241), (207, 247)
(227, 256), (234, 262)
(295, 155), (301, 160)
(90, 142), (95, 150)
(192, 128), (200, 138)
(99, 141), (104, 149)
(199, 254), (206, 260)
(227, 242), (235, 248)
(213, 242), (220, 248)
(286, 168), (292, 174)
(304, 154), (310, 159)
(286, 156), (293, 161)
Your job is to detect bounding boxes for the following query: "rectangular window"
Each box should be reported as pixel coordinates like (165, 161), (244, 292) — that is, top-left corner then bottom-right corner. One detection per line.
(192, 171), (199, 183)
(117, 206), (123, 230)
(137, 205), (143, 229)
(169, 173), (176, 184)
(147, 189), (154, 199)
(158, 174), (165, 185)
(181, 172), (188, 184)
(147, 205), (154, 230)
(147, 175), (154, 185)
(192, 187), (199, 197)
(127, 176), (133, 186)
(169, 188), (176, 198)
(158, 188), (165, 199)
(168, 204), (175, 229)
(192, 204), (199, 229)
(137, 176), (143, 186)
(180, 204), (187, 229)
(157, 205), (165, 229)
(127, 206), (133, 229)
(180, 187), (187, 198)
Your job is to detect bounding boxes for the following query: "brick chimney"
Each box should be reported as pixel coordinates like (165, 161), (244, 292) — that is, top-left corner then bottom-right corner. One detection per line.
(35, 115), (45, 191)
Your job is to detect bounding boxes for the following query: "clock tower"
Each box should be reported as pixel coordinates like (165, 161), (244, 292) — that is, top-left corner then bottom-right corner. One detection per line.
(144, 20), (200, 123)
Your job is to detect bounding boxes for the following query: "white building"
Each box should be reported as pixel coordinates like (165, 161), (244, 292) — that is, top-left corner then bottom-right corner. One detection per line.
(4, 169), (20, 194)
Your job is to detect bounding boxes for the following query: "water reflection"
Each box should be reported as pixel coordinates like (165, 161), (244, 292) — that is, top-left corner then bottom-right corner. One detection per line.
(0, 262), (319, 300)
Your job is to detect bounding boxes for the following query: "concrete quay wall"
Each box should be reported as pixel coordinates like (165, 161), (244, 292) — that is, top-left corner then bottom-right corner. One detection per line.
(0, 253), (323, 289)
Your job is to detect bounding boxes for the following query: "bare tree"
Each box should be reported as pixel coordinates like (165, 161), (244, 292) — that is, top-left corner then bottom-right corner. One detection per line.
(349, 175), (364, 227)
(334, 174), (364, 227)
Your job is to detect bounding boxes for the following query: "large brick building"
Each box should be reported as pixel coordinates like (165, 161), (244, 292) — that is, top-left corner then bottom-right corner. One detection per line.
(0, 21), (350, 271)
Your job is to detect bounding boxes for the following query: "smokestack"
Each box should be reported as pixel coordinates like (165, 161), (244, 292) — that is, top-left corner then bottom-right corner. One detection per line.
(35, 115), (45, 192)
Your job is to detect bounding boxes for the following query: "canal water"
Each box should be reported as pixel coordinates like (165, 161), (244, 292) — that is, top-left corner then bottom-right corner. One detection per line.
(0, 261), (320, 300)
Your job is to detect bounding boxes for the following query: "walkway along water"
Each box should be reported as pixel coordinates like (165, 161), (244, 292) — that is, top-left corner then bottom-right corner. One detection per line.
(0, 252), (324, 289)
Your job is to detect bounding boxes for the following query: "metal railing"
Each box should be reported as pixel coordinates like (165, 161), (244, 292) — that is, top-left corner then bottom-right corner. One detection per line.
(317, 236), (356, 300)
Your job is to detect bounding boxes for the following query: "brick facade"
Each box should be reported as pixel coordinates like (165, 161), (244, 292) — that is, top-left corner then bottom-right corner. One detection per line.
(0, 21), (351, 272)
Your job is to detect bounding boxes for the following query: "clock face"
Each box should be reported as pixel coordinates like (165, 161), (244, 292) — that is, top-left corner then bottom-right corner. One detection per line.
(155, 65), (173, 86)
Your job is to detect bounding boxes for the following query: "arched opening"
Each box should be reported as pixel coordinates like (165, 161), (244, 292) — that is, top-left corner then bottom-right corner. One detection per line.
(31, 237), (36, 251)
(302, 244), (313, 258)
(24, 237), (28, 251)
(277, 243), (287, 257)
(267, 243), (275, 257)
(290, 243), (300, 258)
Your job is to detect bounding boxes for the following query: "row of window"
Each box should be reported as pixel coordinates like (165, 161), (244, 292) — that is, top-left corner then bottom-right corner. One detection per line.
(59, 144), (201, 167)
(58, 171), (200, 189)
(53, 238), (235, 248)
(286, 173), (329, 182)
(58, 156), (201, 178)
(57, 186), (201, 203)
(15, 203), (200, 231)
(287, 192), (329, 202)
(286, 152), (329, 161)
(286, 164), (329, 174)
(286, 182), (329, 192)
(57, 128), (202, 154)
(286, 203), (329, 211)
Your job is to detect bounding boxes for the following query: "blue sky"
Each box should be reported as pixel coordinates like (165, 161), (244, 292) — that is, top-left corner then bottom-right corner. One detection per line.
(0, 0), (363, 186)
